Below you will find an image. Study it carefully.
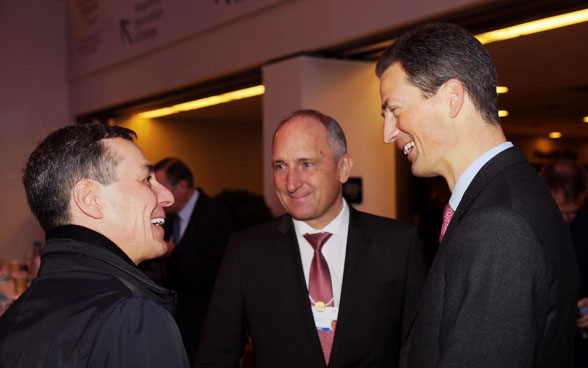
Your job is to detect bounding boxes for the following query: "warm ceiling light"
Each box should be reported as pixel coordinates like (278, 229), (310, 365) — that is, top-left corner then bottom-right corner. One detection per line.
(137, 85), (265, 119)
(475, 8), (588, 44)
(498, 110), (509, 117)
(583, 116), (588, 123)
(496, 86), (509, 94)
(549, 131), (563, 139)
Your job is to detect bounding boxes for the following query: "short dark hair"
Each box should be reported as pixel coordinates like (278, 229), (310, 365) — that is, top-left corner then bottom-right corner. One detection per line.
(540, 160), (587, 203)
(272, 109), (348, 161)
(23, 123), (137, 231)
(376, 22), (499, 124)
(154, 158), (194, 188)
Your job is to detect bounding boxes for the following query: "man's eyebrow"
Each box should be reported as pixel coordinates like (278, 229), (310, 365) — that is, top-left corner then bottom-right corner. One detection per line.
(381, 98), (389, 111)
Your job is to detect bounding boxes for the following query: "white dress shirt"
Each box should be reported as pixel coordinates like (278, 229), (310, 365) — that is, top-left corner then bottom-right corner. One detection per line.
(292, 199), (349, 308)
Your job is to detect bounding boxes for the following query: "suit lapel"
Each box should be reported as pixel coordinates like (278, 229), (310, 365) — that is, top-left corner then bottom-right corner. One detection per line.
(330, 207), (370, 362)
(442, 146), (526, 243)
(273, 215), (324, 356)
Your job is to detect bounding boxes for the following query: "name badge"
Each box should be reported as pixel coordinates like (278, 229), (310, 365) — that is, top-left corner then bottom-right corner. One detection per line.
(311, 306), (338, 332)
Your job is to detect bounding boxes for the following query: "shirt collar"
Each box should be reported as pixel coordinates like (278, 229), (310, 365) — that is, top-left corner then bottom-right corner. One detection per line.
(449, 141), (513, 211)
(45, 224), (136, 267)
(292, 199), (349, 238)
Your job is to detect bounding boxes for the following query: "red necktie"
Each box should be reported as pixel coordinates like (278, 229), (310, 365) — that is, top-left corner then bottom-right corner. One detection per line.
(439, 203), (454, 243)
(304, 232), (334, 365)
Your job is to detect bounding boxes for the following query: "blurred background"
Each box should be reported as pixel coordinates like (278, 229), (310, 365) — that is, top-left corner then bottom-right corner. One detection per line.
(2, 0), (588, 264)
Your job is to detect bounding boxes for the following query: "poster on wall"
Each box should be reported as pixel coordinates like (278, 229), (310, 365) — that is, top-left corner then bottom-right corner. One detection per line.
(68, 0), (289, 78)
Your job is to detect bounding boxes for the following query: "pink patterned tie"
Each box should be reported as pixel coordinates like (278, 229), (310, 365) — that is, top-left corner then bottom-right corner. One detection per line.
(304, 232), (334, 365)
(439, 203), (454, 243)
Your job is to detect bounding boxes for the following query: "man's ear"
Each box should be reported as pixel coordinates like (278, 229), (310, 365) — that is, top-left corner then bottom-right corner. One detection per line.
(338, 153), (354, 184)
(444, 78), (465, 118)
(72, 179), (103, 219)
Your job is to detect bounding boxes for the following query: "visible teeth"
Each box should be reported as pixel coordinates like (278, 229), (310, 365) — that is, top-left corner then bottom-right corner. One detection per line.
(151, 218), (165, 226)
(403, 142), (415, 155)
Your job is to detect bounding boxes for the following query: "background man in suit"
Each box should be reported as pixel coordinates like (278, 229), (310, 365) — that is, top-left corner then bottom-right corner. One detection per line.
(196, 109), (426, 367)
(376, 22), (578, 367)
(153, 158), (231, 363)
(540, 160), (588, 367)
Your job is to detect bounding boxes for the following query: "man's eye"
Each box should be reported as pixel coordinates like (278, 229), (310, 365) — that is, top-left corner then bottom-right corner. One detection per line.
(384, 106), (399, 118)
(303, 162), (312, 167)
(144, 176), (152, 186)
(274, 164), (285, 170)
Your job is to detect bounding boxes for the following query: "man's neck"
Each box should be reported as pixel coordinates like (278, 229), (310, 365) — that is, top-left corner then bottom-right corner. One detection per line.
(445, 121), (506, 191)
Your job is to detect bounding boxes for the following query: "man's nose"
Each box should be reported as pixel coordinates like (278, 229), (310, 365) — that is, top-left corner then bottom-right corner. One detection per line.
(154, 180), (175, 207)
(286, 168), (302, 193)
(383, 117), (399, 144)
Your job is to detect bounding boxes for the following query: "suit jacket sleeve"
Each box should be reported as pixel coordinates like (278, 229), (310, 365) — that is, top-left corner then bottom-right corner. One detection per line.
(195, 237), (246, 367)
(437, 207), (546, 367)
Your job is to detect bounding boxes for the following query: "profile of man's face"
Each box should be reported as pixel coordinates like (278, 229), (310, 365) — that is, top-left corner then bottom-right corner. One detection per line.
(272, 116), (351, 229)
(379, 62), (448, 179)
(99, 138), (174, 263)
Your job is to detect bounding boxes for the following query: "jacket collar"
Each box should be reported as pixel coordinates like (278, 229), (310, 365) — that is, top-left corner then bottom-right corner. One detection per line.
(42, 225), (177, 314)
(46, 224), (135, 266)
(442, 146), (527, 243)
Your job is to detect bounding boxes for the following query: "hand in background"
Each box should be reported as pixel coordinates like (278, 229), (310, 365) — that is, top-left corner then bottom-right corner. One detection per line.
(578, 297), (588, 328)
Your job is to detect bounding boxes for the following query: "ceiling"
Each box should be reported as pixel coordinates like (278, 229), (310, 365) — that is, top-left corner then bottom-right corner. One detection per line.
(488, 20), (588, 138)
(147, 5), (588, 141)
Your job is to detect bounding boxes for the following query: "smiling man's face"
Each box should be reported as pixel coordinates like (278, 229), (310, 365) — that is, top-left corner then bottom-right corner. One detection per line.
(100, 138), (174, 264)
(272, 116), (350, 229)
(380, 62), (449, 178)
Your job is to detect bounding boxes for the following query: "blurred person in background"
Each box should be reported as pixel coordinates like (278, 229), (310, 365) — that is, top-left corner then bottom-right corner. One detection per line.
(540, 159), (588, 367)
(0, 123), (189, 367)
(148, 157), (231, 364)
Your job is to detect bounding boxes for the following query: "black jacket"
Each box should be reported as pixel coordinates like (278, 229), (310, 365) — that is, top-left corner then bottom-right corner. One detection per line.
(0, 225), (190, 368)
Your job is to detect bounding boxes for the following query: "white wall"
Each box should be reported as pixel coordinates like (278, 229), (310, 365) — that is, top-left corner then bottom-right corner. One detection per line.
(263, 56), (397, 219)
(0, 1), (71, 261)
(70, 0), (489, 116)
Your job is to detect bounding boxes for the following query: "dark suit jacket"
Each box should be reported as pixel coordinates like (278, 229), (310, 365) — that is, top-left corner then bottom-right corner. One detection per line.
(403, 147), (578, 368)
(165, 189), (231, 363)
(196, 205), (426, 368)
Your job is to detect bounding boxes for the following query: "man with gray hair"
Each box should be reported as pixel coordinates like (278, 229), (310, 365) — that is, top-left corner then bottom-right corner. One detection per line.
(196, 109), (426, 367)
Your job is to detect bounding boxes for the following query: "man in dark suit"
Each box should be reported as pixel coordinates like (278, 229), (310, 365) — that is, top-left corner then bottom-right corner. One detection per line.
(540, 160), (588, 367)
(376, 23), (578, 367)
(153, 158), (231, 363)
(196, 109), (426, 367)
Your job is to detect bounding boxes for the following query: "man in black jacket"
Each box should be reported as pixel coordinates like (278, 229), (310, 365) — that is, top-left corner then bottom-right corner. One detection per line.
(0, 123), (190, 367)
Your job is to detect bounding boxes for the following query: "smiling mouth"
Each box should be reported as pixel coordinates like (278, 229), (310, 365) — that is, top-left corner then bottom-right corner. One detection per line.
(151, 218), (165, 226)
(403, 142), (415, 155)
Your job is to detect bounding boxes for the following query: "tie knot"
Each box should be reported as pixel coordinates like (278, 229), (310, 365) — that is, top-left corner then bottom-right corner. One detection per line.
(304, 232), (332, 251)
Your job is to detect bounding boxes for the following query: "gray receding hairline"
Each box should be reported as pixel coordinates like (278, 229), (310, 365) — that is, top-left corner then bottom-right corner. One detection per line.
(272, 109), (348, 161)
